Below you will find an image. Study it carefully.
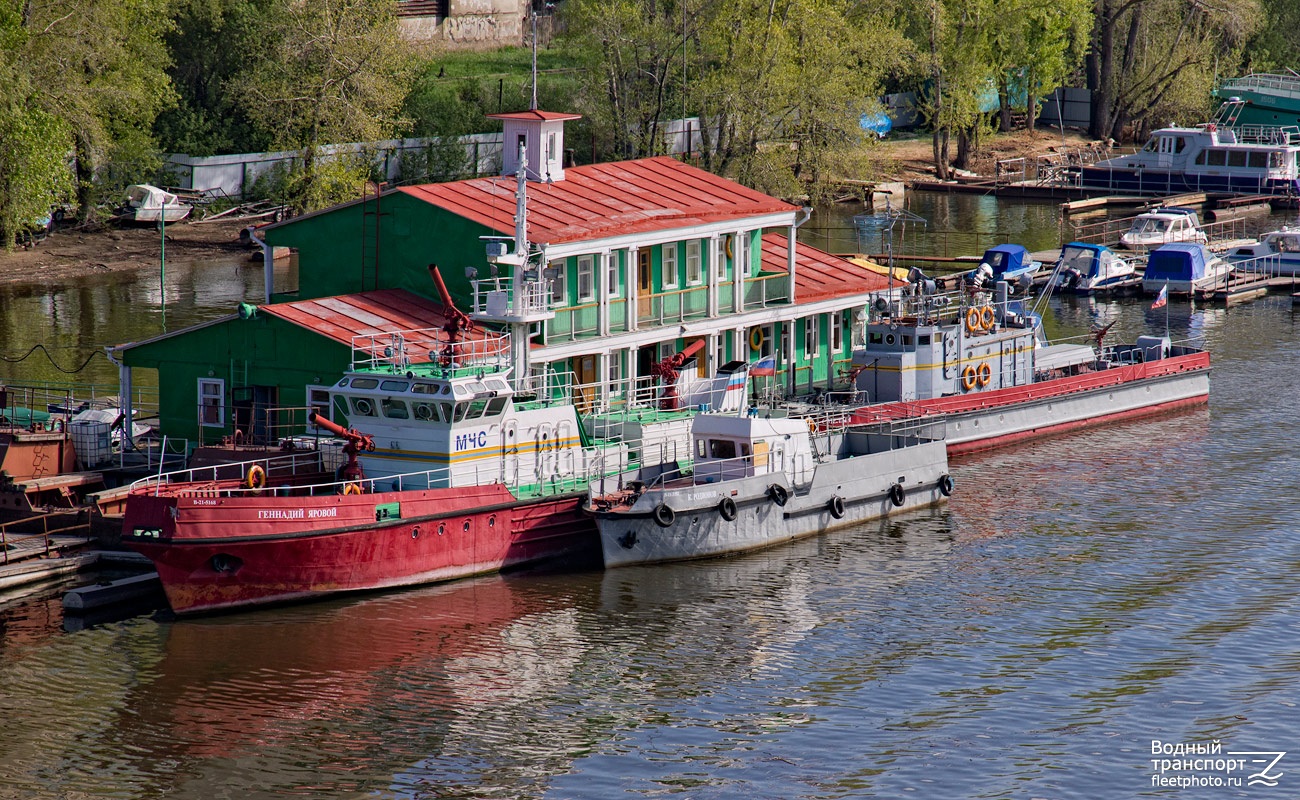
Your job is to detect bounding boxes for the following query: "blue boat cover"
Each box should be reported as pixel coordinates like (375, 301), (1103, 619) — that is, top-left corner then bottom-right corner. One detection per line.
(1144, 243), (1210, 281)
(981, 244), (1030, 278)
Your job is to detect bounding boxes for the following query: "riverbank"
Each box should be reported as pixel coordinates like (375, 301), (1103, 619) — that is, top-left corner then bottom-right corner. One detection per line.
(0, 219), (254, 287)
(0, 128), (1101, 286)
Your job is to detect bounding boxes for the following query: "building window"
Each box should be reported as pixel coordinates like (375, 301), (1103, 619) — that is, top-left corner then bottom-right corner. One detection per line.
(577, 255), (595, 301)
(606, 253), (620, 298)
(547, 131), (558, 162)
(686, 240), (702, 285)
(307, 386), (331, 428)
(830, 313), (844, 352)
(734, 232), (748, 274)
(608, 351), (622, 388)
(714, 237), (728, 280)
(199, 378), (224, 427)
(662, 243), (679, 289)
(804, 317), (819, 359)
(549, 260), (566, 306)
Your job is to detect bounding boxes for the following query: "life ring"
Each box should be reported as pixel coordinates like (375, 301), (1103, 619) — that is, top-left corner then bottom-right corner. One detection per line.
(888, 483), (906, 507)
(244, 464), (267, 490)
(749, 326), (766, 351)
(807, 418), (817, 434)
(653, 503), (676, 527)
(980, 306), (995, 330)
(965, 307), (982, 334)
(828, 495), (845, 519)
(976, 362), (992, 388)
(960, 365), (979, 392)
(768, 484), (789, 507)
(718, 497), (738, 521)
(353, 398), (373, 416)
(938, 474), (955, 497)
(724, 233), (735, 261)
(343, 482), (362, 495)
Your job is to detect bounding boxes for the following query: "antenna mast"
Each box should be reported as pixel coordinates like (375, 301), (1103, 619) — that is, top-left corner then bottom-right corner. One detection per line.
(530, 6), (538, 112)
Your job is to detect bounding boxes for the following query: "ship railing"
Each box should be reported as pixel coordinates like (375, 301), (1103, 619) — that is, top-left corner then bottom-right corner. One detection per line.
(350, 328), (511, 373)
(1230, 252), (1287, 279)
(1220, 72), (1300, 97)
(1068, 213), (1245, 251)
(0, 512), (93, 565)
(1058, 164), (1292, 198)
(468, 275), (553, 319)
(127, 448), (339, 493)
(517, 371), (716, 420)
(1232, 124), (1300, 146)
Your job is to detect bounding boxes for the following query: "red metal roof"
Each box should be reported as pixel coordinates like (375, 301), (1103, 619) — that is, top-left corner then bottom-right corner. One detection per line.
(399, 157), (797, 245)
(759, 233), (894, 302)
(486, 110), (582, 122)
(260, 289), (498, 350)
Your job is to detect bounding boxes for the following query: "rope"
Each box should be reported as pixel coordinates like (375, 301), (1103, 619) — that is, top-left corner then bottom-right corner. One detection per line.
(0, 344), (104, 374)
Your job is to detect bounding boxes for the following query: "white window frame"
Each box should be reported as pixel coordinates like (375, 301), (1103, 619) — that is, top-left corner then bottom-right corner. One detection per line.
(804, 317), (819, 358)
(547, 131), (558, 162)
(734, 232), (747, 275)
(715, 237), (728, 280)
(662, 243), (679, 289)
(198, 378), (225, 428)
(606, 252), (620, 298)
(577, 255), (595, 302)
(549, 260), (567, 306)
(830, 312), (844, 352)
(686, 240), (702, 285)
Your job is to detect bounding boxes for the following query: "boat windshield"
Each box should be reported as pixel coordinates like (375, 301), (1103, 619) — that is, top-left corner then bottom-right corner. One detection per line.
(1059, 247), (1093, 273)
(1132, 218), (1169, 234)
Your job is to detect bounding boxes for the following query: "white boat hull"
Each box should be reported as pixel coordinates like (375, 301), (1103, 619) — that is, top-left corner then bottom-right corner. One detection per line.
(595, 438), (949, 568)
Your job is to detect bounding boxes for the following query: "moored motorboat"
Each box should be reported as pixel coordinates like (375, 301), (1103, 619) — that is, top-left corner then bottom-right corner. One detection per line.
(1118, 207), (1208, 250)
(1141, 243), (1234, 295)
(1052, 242), (1138, 294)
(843, 277), (1211, 455)
(1224, 226), (1300, 276)
(1068, 107), (1300, 197)
(585, 410), (950, 568)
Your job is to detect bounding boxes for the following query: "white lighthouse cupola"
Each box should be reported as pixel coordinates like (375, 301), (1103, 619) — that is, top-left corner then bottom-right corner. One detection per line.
(487, 110), (581, 183)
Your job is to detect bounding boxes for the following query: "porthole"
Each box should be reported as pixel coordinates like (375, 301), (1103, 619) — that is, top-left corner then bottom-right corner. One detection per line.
(463, 520), (471, 532)
(438, 523), (446, 536)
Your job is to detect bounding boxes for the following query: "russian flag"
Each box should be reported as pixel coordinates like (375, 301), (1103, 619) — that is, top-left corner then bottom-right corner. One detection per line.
(1151, 282), (1168, 310)
(725, 370), (747, 390)
(750, 355), (776, 377)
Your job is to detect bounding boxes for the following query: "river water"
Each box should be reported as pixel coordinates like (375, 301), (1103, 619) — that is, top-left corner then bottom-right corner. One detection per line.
(2, 196), (1299, 798)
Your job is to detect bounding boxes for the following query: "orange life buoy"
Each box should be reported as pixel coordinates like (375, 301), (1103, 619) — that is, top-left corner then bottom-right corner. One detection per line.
(965, 308), (982, 334)
(245, 464), (267, 490)
(343, 482), (362, 495)
(961, 365), (978, 391)
(980, 306), (995, 331)
(976, 362), (992, 387)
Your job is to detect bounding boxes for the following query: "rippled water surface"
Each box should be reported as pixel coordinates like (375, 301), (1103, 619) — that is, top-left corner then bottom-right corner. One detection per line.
(3, 204), (1300, 799)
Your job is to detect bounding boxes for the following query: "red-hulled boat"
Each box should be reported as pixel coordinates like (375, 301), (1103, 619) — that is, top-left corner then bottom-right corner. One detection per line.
(841, 280), (1210, 454)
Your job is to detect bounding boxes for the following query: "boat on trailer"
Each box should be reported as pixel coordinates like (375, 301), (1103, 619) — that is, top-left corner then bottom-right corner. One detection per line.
(843, 278), (1211, 456)
(585, 410), (950, 568)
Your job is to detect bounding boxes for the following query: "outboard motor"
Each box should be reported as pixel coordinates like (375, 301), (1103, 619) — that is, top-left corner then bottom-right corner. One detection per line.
(966, 262), (993, 291)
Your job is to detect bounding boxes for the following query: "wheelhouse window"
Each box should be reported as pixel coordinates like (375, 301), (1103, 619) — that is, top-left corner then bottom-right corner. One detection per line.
(350, 397), (377, 417)
(686, 240), (702, 285)
(381, 398), (409, 419)
(577, 255), (595, 302)
(198, 378), (224, 427)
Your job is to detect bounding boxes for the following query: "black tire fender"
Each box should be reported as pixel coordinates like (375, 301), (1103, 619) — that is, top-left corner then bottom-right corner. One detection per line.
(718, 497), (738, 521)
(888, 483), (906, 507)
(653, 503), (675, 528)
(828, 495), (845, 519)
(938, 474), (955, 497)
(768, 484), (789, 507)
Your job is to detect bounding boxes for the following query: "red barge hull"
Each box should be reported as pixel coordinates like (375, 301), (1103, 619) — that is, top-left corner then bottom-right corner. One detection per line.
(123, 482), (593, 615)
(851, 350), (1211, 455)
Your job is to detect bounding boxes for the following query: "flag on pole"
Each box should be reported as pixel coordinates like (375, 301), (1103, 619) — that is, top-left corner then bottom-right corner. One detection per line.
(750, 355), (776, 377)
(1150, 282), (1168, 310)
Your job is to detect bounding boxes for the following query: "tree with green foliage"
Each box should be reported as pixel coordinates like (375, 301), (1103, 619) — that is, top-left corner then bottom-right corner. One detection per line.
(230, 0), (417, 211)
(154, 0), (278, 157)
(1088, 0), (1262, 141)
(16, 0), (177, 223)
(989, 0), (1091, 132)
(559, 0), (902, 201)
